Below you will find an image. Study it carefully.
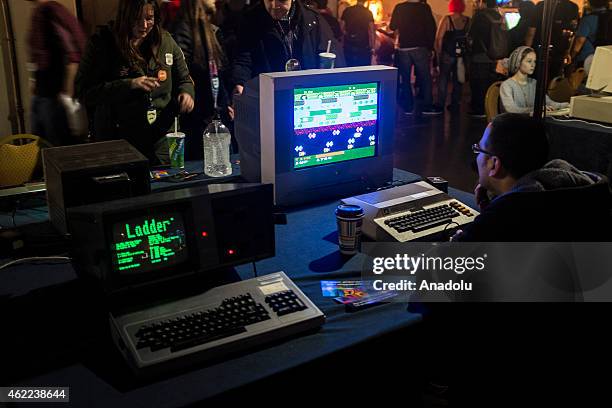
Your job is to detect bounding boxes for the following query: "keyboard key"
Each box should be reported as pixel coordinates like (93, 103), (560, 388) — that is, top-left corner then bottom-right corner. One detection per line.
(412, 218), (453, 232)
(170, 326), (247, 352)
(134, 294), (273, 352)
(387, 203), (464, 234)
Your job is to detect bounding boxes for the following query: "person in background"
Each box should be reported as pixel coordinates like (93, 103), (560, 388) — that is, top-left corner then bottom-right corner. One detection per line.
(27, 0), (86, 146)
(525, 0), (578, 79)
(218, 0), (247, 66)
(466, 0), (505, 118)
(172, 0), (231, 159)
(160, 0), (182, 29)
(313, 0), (343, 42)
(509, 1), (535, 52)
(390, 0), (440, 115)
(499, 46), (568, 114)
(454, 112), (610, 242)
(569, 0), (611, 68)
(434, 0), (469, 113)
(75, 0), (195, 162)
(341, 0), (375, 67)
(232, 0), (344, 97)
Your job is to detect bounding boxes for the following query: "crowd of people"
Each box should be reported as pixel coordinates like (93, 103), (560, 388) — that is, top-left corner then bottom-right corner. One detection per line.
(21, 3), (612, 402)
(27, 0), (343, 162)
(25, 0), (612, 161)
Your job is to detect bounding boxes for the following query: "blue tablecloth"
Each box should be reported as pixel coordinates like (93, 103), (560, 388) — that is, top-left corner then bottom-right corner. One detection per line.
(1, 169), (477, 405)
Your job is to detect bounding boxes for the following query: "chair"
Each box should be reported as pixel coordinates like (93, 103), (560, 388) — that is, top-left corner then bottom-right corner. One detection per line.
(484, 81), (502, 123)
(547, 76), (574, 103)
(568, 68), (586, 92)
(0, 134), (51, 187)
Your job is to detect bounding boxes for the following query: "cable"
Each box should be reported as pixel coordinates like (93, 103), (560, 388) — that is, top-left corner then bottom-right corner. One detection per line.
(443, 221), (461, 241)
(6, 196), (48, 228)
(371, 179), (411, 192)
(443, 221), (460, 232)
(549, 116), (612, 130)
(252, 261), (258, 278)
(0, 256), (71, 271)
(11, 205), (17, 227)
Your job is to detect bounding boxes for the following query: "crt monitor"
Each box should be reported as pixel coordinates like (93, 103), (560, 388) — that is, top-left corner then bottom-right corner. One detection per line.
(586, 45), (612, 93)
(235, 65), (397, 207)
(67, 183), (275, 294)
(110, 210), (189, 274)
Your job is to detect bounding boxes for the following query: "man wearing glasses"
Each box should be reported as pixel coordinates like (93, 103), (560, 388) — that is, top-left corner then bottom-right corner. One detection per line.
(452, 113), (611, 241)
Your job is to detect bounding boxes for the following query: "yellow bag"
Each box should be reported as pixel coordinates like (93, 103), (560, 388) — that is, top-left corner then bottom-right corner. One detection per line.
(0, 141), (41, 187)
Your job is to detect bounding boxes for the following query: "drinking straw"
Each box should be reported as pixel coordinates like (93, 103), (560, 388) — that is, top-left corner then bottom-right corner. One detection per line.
(326, 40), (331, 54)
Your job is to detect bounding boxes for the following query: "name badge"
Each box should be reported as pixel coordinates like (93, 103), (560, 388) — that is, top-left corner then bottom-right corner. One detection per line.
(147, 108), (157, 125)
(165, 53), (173, 66)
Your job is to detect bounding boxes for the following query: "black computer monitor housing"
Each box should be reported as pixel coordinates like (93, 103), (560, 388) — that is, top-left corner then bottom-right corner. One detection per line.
(68, 184), (275, 294)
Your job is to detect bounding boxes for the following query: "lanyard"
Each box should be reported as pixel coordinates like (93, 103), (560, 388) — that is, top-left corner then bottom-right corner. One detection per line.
(276, 21), (294, 60)
(209, 59), (219, 111)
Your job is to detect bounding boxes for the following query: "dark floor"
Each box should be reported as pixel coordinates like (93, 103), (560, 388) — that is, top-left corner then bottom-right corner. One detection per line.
(393, 104), (488, 194)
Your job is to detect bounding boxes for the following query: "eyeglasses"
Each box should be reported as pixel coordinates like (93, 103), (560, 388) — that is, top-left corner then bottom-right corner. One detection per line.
(472, 143), (495, 156)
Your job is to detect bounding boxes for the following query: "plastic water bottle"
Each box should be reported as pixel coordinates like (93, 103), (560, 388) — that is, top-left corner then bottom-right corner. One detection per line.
(203, 119), (232, 177)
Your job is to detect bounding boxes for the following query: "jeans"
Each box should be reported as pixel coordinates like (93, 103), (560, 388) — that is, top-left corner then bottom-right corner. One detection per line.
(438, 53), (463, 108)
(31, 95), (71, 146)
(396, 47), (433, 112)
(469, 61), (498, 114)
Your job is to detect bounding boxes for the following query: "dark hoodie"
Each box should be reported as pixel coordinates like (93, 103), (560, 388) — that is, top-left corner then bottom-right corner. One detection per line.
(426, 159), (612, 406)
(457, 159), (612, 241)
(231, 0), (344, 86)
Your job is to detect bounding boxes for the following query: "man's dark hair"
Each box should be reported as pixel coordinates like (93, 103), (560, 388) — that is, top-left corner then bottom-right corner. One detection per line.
(590, 0), (609, 9)
(486, 0), (497, 8)
(485, 113), (549, 179)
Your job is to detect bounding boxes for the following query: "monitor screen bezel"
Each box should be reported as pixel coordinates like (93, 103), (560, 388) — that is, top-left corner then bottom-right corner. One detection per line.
(259, 66), (396, 205)
(586, 45), (612, 93)
(291, 81), (381, 171)
(101, 202), (201, 288)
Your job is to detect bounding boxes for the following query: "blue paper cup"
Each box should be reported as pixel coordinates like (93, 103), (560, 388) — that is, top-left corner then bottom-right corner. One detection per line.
(319, 52), (336, 69)
(335, 204), (364, 255)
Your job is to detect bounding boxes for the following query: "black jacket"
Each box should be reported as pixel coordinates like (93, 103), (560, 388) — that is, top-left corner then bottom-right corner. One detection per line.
(75, 25), (194, 160)
(467, 8), (504, 61)
(232, 0), (344, 87)
(172, 19), (229, 120)
(389, 2), (436, 50)
(422, 159), (612, 406)
(456, 160), (612, 242)
(172, 19), (231, 159)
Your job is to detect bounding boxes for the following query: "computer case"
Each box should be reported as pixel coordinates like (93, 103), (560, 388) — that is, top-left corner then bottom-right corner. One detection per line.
(43, 140), (151, 234)
(234, 77), (261, 182)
